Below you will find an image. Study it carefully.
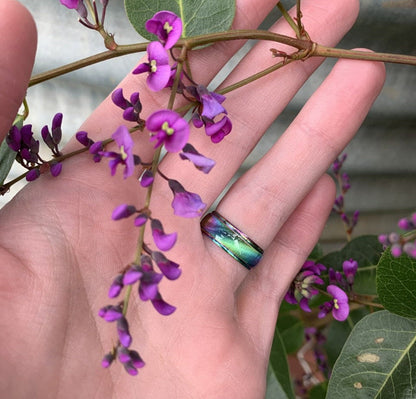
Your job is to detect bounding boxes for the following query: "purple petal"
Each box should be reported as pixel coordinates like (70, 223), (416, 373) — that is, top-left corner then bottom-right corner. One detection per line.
(151, 293), (176, 315)
(140, 170), (154, 187)
(299, 297), (312, 312)
(327, 285), (348, 303)
(98, 305), (123, 322)
(101, 352), (115, 368)
(117, 346), (131, 363)
(134, 214), (148, 227)
(129, 350), (145, 368)
(180, 144), (215, 174)
(205, 115), (232, 143)
(50, 162), (62, 177)
(151, 219), (177, 251)
(60, 0), (80, 9)
(172, 191), (206, 218)
(145, 11), (182, 49)
(112, 204), (137, 220)
(26, 168), (40, 182)
(147, 64), (171, 92)
(123, 362), (138, 376)
(333, 302), (350, 321)
(75, 131), (90, 147)
(132, 63), (150, 75)
(123, 266), (143, 285)
(108, 274), (124, 298)
(112, 88), (129, 109)
(153, 252), (181, 280)
(117, 317), (132, 347)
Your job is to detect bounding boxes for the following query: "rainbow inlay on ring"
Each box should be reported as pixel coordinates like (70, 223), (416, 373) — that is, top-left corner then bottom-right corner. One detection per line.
(200, 211), (264, 270)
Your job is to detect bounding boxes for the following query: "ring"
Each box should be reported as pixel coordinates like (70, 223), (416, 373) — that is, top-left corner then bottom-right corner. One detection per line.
(200, 211), (264, 270)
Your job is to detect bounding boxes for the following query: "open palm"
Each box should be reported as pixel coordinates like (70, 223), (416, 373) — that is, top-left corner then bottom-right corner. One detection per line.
(0, 0), (385, 398)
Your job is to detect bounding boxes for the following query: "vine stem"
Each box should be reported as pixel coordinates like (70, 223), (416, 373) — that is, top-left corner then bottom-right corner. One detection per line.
(29, 29), (416, 88)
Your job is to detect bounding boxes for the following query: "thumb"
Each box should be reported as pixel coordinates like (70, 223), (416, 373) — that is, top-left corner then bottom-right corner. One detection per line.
(0, 0), (37, 139)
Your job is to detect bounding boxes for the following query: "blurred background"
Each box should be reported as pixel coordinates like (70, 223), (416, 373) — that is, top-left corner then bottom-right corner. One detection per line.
(4, 0), (416, 251)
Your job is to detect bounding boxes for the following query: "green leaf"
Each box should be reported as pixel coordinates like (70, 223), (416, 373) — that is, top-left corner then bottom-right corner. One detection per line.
(276, 314), (304, 355)
(0, 139), (16, 186)
(265, 365), (289, 399)
(124, 0), (236, 41)
(268, 328), (296, 399)
(318, 235), (383, 296)
(377, 251), (416, 319)
(326, 310), (416, 399)
(324, 308), (370, 368)
(0, 114), (23, 186)
(309, 382), (327, 399)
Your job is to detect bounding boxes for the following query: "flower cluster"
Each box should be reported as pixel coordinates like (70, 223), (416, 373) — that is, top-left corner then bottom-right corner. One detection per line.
(75, 10), (222, 376)
(6, 113), (64, 181)
(331, 154), (359, 237)
(378, 212), (416, 258)
(133, 11), (232, 144)
(284, 258), (355, 322)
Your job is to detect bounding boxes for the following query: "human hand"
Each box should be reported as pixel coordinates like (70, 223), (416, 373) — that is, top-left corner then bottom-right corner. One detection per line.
(0, 0), (385, 398)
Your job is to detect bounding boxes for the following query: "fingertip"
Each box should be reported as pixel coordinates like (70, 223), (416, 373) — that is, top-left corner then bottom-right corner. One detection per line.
(0, 0), (37, 138)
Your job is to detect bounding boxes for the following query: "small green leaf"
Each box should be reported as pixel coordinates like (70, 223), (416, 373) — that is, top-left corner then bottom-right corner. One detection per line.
(326, 310), (416, 398)
(265, 365), (289, 399)
(0, 114), (23, 186)
(269, 328), (296, 399)
(124, 0), (236, 41)
(0, 139), (16, 186)
(276, 314), (304, 355)
(377, 251), (416, 319)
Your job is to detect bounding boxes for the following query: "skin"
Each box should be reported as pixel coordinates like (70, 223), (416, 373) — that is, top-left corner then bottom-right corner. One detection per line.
(0, 0), (385, 398)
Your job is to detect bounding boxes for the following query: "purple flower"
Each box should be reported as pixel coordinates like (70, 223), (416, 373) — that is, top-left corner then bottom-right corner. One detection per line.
(50, 162), (62, 177)
(168, 179), (206, 218)
(146, 110), (189, 153)
(132, 41), (171, 92)
(342, 259), (358, 285)
(101, 352), (115, 368)
(117, 316), (132, 347)
(112, 204), (137, 220)
(151, 219), (177, 251)
(100, 125), (135, 178)
(138, 260), (163, 301)
(180, 143), (215, 174)
(111, 88), (143, 124)
(140, 170), (154, 187)
(123, 362), (139, 376)
(123, 264), (143, 285)
(284, 260), (325, 312)
(108, 274), (124, 298)
(204, 115), (232, 143)
(145, 11), (182, 49)
(98, 305), (123, 322)
(76, 131), (93, 148)
(188, 85), (226, 120)
(318, 285), (350, 321)
(152, 251), (181, 280)
(26, 168), (40, 182)
(151, 293), (176, 315)
(134, 214), (148, 227)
